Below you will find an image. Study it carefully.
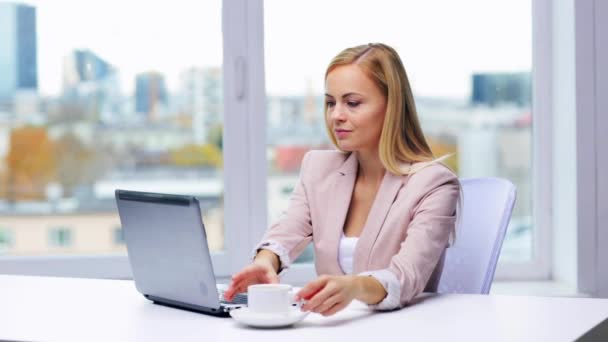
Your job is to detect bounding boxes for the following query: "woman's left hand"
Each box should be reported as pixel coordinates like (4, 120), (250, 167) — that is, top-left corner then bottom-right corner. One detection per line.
(295, 275), (360, 316)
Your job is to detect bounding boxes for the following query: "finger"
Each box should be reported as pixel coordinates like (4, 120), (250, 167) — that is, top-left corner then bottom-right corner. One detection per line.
(313, 294), (341, 314)
(224, 279), (251, 300)
(230, 271), (275, 295)
(321, 301), (348, 317)
(223, 288), (234, 301)
(296, 276), (329, 301)
(223, 284), (239, 301)
(302, 285), (337, 312)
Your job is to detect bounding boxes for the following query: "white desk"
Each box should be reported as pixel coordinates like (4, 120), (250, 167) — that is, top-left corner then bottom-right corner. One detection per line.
(1, 275), (606, 342)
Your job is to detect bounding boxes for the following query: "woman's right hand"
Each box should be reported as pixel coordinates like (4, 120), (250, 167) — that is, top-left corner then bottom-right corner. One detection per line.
(223, 262), (279, 301)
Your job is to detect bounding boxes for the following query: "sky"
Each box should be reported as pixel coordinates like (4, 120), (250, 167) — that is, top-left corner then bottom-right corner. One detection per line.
(15, 0), (531, 99)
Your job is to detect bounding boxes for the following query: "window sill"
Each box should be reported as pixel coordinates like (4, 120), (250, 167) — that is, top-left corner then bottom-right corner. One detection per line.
(491, 280), (586, 297)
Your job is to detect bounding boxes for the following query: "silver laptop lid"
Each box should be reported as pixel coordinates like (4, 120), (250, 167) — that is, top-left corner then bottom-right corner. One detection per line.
(115, 189), (222, 309)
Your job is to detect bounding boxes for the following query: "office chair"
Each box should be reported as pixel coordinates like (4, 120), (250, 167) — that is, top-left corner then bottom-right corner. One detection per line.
(437, 177), (517, 294)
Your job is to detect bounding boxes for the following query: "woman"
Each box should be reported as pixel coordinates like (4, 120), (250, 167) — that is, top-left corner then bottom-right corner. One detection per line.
(224, 43), (460, 316)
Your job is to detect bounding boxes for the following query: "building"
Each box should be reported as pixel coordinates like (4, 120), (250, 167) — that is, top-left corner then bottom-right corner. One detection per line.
(179, 67), (222, 144)
(135, 72), (168, 121)
(62, 49), (122, 123)
(0, 3), (38, 102)
(0, 175), (226, 255)
(62, 49), (113, 90)
(471, 72), (531, 107)
(0, 208), (225, 255)
(95, 123), (194, 152)
(266, 94), (326, 146)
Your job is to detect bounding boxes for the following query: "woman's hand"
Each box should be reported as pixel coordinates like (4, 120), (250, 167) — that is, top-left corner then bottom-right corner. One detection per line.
(223, 263), (279, 301)
(295, 275), (361, 316)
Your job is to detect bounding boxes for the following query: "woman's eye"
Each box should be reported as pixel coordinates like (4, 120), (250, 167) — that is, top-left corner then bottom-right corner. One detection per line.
(326, 101), (335, 107)
(347, 101), (360, 107)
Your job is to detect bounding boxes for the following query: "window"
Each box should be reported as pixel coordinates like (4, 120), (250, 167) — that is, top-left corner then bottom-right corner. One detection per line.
(48, 227), (72, 247)
(264, 0), (541, 279)
(0, 0), (549, 281)
(0, 1), (223, 256)
(0, 0), (261, 278)
(113, 227), (124, 245)
(0, 228), (14, 252)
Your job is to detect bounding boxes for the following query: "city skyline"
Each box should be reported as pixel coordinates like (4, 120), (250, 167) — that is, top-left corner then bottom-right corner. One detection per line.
(0, 0), (535, 267)
(9, 0), (531, 98)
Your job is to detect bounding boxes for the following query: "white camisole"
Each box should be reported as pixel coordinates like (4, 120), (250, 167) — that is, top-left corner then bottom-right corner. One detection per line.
(338, 233), (359, 274)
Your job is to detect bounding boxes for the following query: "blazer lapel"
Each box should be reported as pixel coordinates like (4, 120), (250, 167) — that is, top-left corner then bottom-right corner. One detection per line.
(323, 152), (358, 275)
(353, 171), (404, 273)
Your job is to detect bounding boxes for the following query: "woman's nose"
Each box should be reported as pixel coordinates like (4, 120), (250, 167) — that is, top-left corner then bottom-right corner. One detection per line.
(330, 104), (347, 121)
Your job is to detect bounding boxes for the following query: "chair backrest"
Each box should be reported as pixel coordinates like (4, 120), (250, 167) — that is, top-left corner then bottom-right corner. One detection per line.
(437, 177), (516, 294)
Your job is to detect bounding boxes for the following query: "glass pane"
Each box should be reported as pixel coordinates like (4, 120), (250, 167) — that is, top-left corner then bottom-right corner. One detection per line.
(0, 1), (225, 256)
(264, 0), (532, 264)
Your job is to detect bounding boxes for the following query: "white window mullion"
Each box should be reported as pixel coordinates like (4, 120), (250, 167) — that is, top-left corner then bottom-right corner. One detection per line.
(222, 0), (267, 276)
(243, 0), (270, 252)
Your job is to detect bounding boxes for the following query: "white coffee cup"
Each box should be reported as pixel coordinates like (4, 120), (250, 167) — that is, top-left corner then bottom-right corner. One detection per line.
(247, 284), (303, 314)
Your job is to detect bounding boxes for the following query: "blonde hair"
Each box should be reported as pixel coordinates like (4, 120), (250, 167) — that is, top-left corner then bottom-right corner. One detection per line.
(324, 43), (446, 175)
(325, 44), (462, 244)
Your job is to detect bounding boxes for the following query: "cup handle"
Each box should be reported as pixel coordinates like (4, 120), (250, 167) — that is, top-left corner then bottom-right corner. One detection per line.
(290, 290), (306, 309)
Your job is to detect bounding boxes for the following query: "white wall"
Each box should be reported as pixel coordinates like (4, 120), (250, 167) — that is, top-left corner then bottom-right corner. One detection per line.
(596, 0), (608, 298)
(576, 0), (608, 297)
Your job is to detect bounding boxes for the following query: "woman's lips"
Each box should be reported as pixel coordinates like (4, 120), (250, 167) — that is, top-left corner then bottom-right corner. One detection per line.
(334, 129), (351, 139)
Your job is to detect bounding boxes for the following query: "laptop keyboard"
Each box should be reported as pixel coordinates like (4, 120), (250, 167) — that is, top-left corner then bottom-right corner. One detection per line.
(219, 292), (248, 305)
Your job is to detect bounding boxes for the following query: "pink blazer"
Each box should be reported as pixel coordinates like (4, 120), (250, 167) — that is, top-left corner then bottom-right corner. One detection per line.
(258, 150), (460, 306)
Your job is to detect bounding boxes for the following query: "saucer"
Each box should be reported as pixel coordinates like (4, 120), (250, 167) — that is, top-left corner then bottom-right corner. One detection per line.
(230, 307), (309, 328)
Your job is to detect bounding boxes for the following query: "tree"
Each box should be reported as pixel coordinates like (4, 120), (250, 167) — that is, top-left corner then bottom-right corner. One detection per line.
(207, 123), (223, 150)
(53, 133), (96, 197)
(427, 137), (459, 174)
(170, 144), (222, 168)
(5, 126), (56, 201)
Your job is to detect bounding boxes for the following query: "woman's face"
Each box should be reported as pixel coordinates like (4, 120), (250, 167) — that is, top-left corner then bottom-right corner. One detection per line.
(325, 64), (387, 153)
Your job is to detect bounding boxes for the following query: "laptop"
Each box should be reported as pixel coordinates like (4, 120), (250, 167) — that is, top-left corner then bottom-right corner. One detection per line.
(115, 189), (247, 317)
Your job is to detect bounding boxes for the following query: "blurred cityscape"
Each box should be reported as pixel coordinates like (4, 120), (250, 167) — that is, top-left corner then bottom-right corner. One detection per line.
(0, 3), (532, 262)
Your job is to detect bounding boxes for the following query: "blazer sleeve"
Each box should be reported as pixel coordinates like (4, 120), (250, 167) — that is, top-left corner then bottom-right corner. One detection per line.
(361, 166), (460, 309)
(252, 152), (314, 272)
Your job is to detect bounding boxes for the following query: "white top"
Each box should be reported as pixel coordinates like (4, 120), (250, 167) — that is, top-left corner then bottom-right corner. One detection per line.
(1, 275), (607, 342)
(338, 233), (359, 274)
